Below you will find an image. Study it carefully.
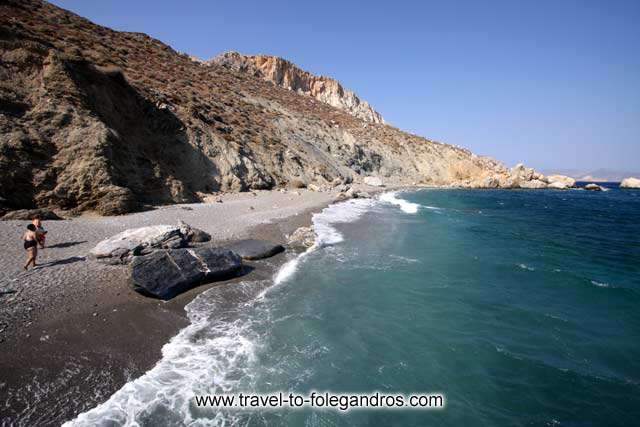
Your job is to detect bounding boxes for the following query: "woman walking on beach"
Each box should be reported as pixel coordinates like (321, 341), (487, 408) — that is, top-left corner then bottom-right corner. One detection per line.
(32, 216), (46, 249)
(23, 224), (38, 270)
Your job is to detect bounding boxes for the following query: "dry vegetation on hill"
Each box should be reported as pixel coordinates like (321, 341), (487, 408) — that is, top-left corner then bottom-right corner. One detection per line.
(0, 0), (526, 216)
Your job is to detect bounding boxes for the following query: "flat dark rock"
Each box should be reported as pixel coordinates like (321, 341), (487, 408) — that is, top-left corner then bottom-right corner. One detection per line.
(226, 239), (285, 260)
(130, 246), (242, 300)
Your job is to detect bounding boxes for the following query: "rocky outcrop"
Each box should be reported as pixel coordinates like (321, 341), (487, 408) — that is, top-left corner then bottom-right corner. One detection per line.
(620, 177), (640, 189)
(89, 223), (209, 264)
(546, 175), (576, 189)
(1, 208), (62, 220)
(584, 183), (604, 191)
(225, 239), (285, 260)
(211, 52), (385, 124)
(519, 179), (547, 189)
(130, 246), (242, 299)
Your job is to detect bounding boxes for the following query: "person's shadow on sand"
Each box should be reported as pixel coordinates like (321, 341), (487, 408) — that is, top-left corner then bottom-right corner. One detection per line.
(40, 256), (86, 268)
(46, 241), (87, 249)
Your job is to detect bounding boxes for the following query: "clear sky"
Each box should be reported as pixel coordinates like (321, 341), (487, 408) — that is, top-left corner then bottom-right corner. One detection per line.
(49, 0), (640, 171)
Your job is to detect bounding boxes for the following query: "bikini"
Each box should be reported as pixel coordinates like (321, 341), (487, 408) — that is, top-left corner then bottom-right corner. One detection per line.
(24, 239), (37, 250)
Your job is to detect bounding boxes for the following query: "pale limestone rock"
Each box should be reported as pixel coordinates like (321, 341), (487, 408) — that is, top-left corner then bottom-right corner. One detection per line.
(620, 177), (640, 188)
(211, 52), (385, 124)
(547, 175), (576, 188)
(519, 179), (548, 189)
(548, 181), (569, 190)
(363, 176), (384, 187)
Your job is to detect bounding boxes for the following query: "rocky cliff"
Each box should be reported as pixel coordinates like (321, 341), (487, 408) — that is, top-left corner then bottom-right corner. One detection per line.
(0, 0), (548, 216)
(210, 52), (385, 124)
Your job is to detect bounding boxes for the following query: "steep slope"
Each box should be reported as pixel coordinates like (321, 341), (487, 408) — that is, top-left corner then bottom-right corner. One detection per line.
(0, 0), (540, 216)
(211, 51), (385, 124)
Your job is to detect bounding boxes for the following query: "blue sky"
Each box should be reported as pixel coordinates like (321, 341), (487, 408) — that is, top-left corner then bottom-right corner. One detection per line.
(50, 0), (640, 171)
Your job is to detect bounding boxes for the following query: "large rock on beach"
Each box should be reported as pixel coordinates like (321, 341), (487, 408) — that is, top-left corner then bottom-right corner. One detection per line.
(287, 226), (316, 248)
(1, 208), (62, 220)
(547, 181), (570, 190)
(226, 239), (285, 260)
(178, 220), (211, 243)
(620, 177), (640, 189)
(90, 225), (186, 264)
(130, 246), (242, 299)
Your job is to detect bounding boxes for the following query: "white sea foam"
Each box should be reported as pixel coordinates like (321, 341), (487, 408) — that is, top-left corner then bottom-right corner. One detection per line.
(65, 280), (268, 426)
(67, 198), (378, 426)
(517, 263), (535, 271)
(266, 198), (376, 293)
(379, 191), (420, 214)
(590, 280), (611, 288)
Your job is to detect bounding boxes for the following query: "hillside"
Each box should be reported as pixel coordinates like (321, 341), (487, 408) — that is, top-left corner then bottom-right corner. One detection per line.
(0, 0), (540, 216)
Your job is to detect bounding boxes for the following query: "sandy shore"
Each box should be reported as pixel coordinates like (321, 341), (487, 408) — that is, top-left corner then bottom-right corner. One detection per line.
(0, 188), (338, 424)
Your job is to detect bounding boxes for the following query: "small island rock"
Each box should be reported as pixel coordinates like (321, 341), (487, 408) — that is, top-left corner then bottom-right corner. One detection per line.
(620, 177), (640, 189)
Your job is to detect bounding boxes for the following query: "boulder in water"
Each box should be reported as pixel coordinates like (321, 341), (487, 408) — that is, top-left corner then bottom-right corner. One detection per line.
(620, 177), (640, 189)
(130, 246), (242, 299)
(226, 239), (285, 260)
(287, 226), (316, 248)
(584, 183), (604, 191)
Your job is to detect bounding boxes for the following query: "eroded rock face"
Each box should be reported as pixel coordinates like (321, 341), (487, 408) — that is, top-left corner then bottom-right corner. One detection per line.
(620, 177), (640, 188)
(547, 181), (569, 190)
(519, 179), (548, 189)
(211, 52), (385, 124)
(130, 246), (242, 299)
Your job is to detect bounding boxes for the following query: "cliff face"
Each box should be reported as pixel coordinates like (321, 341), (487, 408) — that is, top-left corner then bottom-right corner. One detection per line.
(210, 52), (385, 124)
(0, 0), (542, 216)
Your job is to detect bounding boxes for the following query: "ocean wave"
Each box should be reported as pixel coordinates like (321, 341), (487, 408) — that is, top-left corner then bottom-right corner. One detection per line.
(590, 280), (612, 288)
(65, 280), (271, 426)
(389, 254), (421, 264)
(269, 198), (376, 291)
(379, 191), (420, 214)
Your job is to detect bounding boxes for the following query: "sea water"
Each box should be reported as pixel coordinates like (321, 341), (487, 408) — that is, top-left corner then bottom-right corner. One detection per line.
(68, 185), (640, 426)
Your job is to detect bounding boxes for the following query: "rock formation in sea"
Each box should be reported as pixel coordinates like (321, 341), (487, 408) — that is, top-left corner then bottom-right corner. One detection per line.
(620, 177), (640, 188)
(0, 0), (554, 216)
(210, 51), (385, 124)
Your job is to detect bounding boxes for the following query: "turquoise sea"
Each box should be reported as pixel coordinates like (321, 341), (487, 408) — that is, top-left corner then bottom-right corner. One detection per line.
(70, 185), (640, 426)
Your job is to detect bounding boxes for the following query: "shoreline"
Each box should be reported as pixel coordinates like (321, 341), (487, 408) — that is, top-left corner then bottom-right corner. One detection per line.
(0, 188), (344, 424)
